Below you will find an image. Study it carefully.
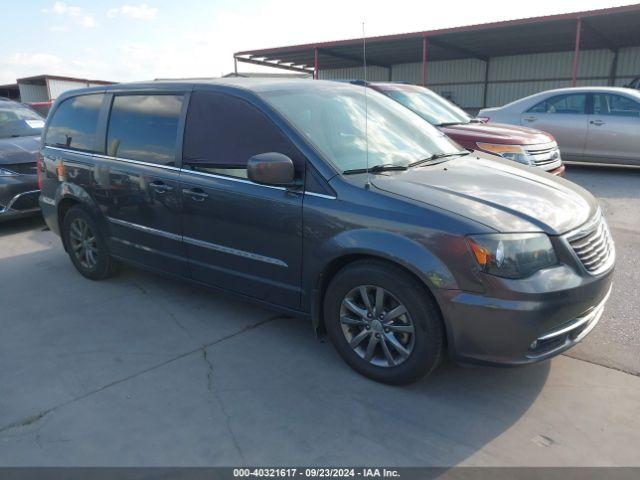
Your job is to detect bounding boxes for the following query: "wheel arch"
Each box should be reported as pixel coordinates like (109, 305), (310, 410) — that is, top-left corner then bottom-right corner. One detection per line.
(56, 183), (105, 250)
(311, 246), (455, 351)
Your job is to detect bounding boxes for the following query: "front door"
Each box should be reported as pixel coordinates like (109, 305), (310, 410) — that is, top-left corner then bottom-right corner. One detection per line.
(521, 92), (588, 160)
(179, 90), (304, 308)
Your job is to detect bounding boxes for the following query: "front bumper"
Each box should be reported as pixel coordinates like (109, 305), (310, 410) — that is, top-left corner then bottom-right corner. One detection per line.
(438, 267), (613, 366)
(0, 174), (41, 221)
(526, 287), (609, 359)
(548, 164), (565, 176)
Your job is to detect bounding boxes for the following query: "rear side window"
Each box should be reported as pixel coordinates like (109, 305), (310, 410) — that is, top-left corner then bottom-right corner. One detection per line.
(106, 94), (183, 166)
(182, 91), (303, 179)
(528, 94), (587, 115)
(45, 94), (104, 152)
(593, 94), (640, 117)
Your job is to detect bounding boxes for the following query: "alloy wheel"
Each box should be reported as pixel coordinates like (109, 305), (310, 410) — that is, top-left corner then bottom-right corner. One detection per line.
(69, 218), (98, 270)
(339, 285), (415, 367)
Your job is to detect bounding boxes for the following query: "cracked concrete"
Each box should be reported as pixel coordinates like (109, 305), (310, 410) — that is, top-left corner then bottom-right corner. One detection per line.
(0, 314), (278, 437)
(0, 166), (639, 466)
(202, 348), (246, 462)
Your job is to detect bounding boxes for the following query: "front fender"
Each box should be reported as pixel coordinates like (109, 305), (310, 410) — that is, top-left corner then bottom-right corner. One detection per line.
(308, 229), (460, 335)
(322, 229), (458, 291)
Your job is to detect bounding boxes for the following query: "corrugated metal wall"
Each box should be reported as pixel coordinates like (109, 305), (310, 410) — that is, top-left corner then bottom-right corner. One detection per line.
(16, 78), (103, 102)
(617, 46), (640, 82)
(390, 59), (486, 108)
(47, 79), (91, 100)
(18, 83), (48, 103)
(318, 46), (640, 111)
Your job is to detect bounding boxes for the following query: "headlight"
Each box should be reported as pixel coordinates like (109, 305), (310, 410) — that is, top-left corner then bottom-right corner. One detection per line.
(467, 233), (557, 279)
(0, 167), (18, 176)
(477, 143), (533, 166)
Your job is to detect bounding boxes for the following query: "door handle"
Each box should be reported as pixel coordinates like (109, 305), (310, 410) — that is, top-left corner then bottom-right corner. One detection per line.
(182, 188), (209, 202)
(149, 181), (174, 194)
(523, 116), (537, 122)
(590, 120), (605, 126)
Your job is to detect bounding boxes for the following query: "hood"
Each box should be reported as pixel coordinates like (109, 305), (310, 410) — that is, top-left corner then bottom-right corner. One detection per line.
(439, 122), (552, 146)
(0, 135), (41, 165)
(372, 156), (597, 235)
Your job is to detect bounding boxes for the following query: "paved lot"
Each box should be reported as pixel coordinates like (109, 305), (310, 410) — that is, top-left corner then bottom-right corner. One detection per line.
(563, 166), (640, 375)
(0, 166), (639, 466)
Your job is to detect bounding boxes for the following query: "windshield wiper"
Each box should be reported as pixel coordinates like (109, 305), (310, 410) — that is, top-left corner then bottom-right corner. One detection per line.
(408, 151), (469, 168)
(343, 164), (408, 175)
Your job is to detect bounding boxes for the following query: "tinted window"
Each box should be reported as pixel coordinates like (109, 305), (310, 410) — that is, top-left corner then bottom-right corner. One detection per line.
(107, 94), (183, 165)
(528, 94), (587, 114)
(183, 91), (303, 178)
(593, 93), (640, 117)
(44, 94), (103, 151)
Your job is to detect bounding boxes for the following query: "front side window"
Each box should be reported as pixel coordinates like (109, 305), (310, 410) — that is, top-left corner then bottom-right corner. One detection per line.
(0, 101), (44, 139)
(593, 93), (640, 117)
(260, 84), (461, 173)
(182, 91), (304, 179)
(107, 94), (183, 165)
(44, 94), (103, 151)
(528, 94), (587, 115)
(384, 87), (471, 126)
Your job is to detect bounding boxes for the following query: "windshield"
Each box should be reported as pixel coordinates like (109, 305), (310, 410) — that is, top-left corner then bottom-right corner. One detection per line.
(260, 84), (462, 173)
(0, 101), (44, 139)
(384, 88), (471, 126)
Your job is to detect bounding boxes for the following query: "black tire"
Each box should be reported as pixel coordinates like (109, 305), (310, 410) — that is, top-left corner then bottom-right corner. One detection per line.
(324, 259), (444, 385)
(61, 205), (119, 280)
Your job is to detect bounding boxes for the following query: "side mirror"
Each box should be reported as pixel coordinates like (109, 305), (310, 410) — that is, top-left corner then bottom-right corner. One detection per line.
(247, 152), (295, 186)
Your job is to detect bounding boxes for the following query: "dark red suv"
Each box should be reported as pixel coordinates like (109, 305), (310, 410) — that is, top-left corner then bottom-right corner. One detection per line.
(363, 82), (565, 176)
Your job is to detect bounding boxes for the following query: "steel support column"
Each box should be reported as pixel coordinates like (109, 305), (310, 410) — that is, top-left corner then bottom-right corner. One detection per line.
(609, 49), (619, 86)
(571, 18), (582, 87)
(421, 35), (428, 86)
(314, 47), (318, 80)
(483, 58), (490, 108)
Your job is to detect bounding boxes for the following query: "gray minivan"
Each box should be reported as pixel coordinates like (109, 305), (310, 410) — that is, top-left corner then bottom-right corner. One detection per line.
(38, 80), (614, 384)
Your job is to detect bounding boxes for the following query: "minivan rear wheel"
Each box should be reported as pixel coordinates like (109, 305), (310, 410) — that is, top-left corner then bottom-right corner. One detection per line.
(62, 205), (118, 280)
(324, 260), (444, 385)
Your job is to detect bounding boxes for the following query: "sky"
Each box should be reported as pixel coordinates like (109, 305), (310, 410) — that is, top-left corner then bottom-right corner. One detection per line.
(0, 0), (636, 85)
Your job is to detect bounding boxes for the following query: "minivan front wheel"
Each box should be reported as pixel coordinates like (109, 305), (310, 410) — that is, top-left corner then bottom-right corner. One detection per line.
(62, 205), (118, 280)
(324, 260), (444, 385)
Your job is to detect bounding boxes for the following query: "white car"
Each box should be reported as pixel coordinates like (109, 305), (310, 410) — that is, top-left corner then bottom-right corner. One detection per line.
(478, 87), (640, 167)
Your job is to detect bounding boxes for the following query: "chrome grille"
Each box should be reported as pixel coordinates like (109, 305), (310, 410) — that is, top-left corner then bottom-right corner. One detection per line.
(568, 216), (615, 274)
(525, 142), (562, 168)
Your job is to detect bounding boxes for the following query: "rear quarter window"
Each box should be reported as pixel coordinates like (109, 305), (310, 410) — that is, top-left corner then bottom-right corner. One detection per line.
(45, 94), (104, 152)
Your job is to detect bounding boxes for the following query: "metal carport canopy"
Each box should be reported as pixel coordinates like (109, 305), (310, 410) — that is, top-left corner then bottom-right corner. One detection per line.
(234, 3), (640, 80)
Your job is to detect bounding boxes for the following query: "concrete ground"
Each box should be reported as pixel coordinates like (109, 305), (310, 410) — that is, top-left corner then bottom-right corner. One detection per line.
(0, 166), (638, 466)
